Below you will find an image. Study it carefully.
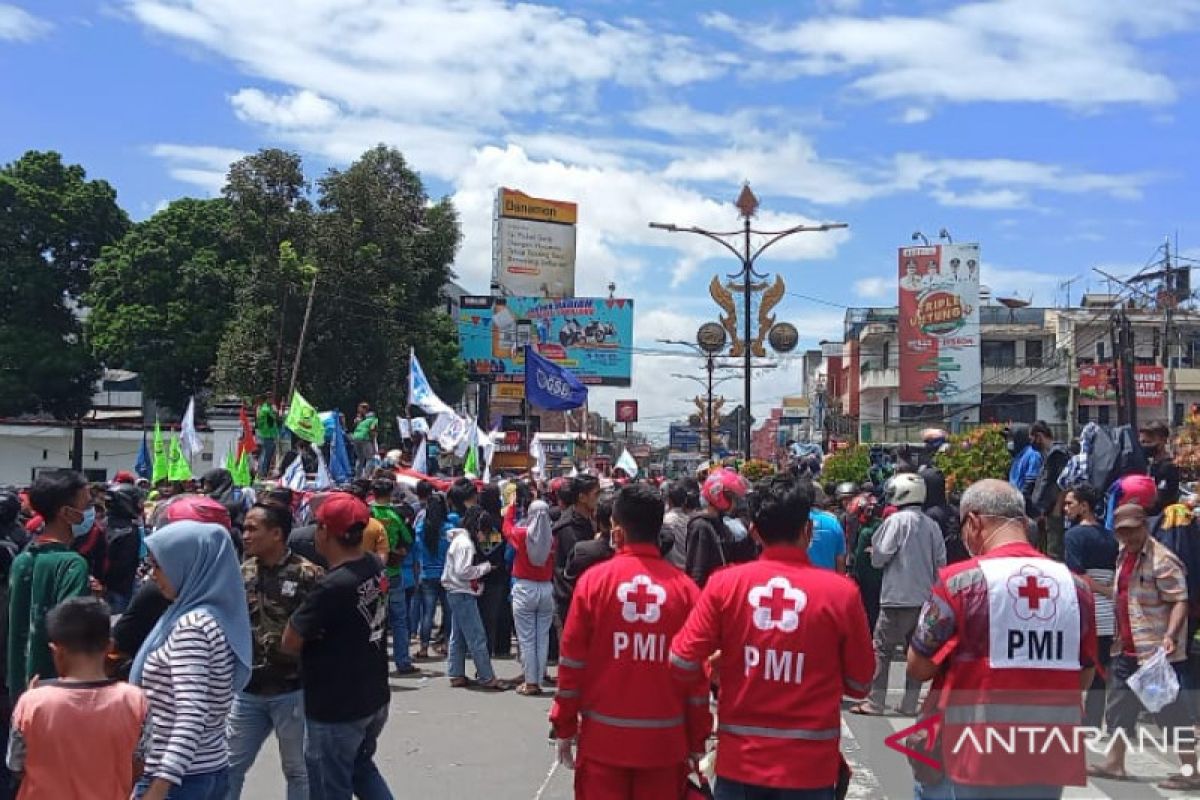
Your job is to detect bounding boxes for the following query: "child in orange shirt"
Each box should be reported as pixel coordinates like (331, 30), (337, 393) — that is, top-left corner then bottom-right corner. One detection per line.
(6, 597), (150, 799)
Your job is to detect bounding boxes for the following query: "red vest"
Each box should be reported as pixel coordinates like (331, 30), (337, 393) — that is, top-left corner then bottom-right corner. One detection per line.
(932, 542), (1096, 788)
(670, 546), (874, 789)
(550, 544), (709, 768)
(508, 524), (554, 582)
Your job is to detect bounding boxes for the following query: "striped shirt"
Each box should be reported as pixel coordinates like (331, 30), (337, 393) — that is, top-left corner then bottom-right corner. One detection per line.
(1114, 536), (1189, 664)
(140, 610), (235, 785)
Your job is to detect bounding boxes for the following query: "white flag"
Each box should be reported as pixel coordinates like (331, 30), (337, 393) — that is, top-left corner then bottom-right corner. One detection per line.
(282, 454), (306, 490)
(314, 446), (331, 489)
(180, 397), (203, 459)
(529, 434), (546, 477)
(409, 349), (455, 416)
(616, 448), (639, 478)
(411, 417), (429, 435)
(482, 427), (501, 483)
(411, 437), (428, 474)
(396, 418), (412, 439)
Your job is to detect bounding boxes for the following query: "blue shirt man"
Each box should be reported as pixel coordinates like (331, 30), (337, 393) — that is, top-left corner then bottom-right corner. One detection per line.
(808, 509), (846, 571)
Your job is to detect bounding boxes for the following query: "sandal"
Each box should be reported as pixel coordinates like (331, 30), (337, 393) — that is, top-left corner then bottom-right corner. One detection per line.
(449, 677), (470, 688)
(515, 683), (543, 696)
(849, 702), (885, 716)
(1158, 774), (1200, 791)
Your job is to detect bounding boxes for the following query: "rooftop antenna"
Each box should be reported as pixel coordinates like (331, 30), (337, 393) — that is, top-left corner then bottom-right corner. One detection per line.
(1057, 275), (1082, 308)
(911, 231), (929, 246)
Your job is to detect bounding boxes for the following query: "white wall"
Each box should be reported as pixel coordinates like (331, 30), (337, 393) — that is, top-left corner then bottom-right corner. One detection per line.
(0, 423), (239, 487)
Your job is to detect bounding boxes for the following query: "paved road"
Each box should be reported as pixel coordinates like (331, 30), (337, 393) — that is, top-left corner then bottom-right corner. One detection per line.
(242, 656), (1191, 799)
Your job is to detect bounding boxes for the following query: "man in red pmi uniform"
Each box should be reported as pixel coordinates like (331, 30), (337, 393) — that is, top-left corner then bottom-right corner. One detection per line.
(551, 483), (711, 799)
(670, 476), (874, 800)
(908, 479), (1096, 800)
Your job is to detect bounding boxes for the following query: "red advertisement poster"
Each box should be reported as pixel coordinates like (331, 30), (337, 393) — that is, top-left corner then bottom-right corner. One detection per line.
(1077, 364), (1164, 408)
(898, 244), (981, 404)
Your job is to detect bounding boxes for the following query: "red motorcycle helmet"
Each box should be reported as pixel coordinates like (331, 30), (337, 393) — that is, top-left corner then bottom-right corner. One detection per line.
(702, 468), (748, 514)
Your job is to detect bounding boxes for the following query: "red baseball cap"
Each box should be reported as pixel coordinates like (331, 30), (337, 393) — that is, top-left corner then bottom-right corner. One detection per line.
(315, 492), (370, 539)
(114, 471), (136, 485)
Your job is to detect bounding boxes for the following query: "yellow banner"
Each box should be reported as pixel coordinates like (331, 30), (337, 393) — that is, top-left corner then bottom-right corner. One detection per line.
(500, 188), (577, 225)
(495, 383), (526, 399)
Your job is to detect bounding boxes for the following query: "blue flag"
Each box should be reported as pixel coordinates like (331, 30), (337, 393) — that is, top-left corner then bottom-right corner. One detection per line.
(134, 428), (152, 479)
(329, 411), (353, 484)
(525, 346), (588, 410)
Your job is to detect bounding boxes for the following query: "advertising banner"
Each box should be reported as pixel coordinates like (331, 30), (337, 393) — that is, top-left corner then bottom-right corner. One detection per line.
(615, 400), (638, 423)
(495, 188), (577, 298)
(898, 243), (982, 405)
(457, 295), (633, 386)
(1079, 364), (1164, 407)
(1077, 364), (1117, 406)
(669, 424), (701, 453)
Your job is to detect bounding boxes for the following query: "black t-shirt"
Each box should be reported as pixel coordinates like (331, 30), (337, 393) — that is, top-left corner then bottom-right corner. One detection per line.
(290, 554), (389, 722)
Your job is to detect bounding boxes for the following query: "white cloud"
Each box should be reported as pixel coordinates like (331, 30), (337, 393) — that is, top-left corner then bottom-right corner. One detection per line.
(931, 188), (1029, 210)
(230, 89), (340, 129)
(897, 107), (931, 125)
(0, 4), (49, 41)
(854, 276), (891, 299)
(126, 0), (727, 126)
(981, 264), (1065, 305)
(714, 0), (1197, 107)
(149, 144), (248, 195)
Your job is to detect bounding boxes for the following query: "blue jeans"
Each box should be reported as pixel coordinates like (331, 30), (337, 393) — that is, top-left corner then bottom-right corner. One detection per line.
(407, 583), (421, 633)
(305, 706), (393, 800)
(915, 781), (1062, 800)
(226, 690), (307, 800)
(388, 582), (413, 670)
(714, 778), (834, 800)
(257, 437), (277, 479)
(418, 578), (447, 648)
(512, 579), (554, 686)
(135, 768), (229, 799)
(446, 591), (495, 682)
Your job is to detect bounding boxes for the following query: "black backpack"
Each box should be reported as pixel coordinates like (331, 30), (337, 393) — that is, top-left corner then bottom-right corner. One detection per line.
(1087, 424), (1146, 492)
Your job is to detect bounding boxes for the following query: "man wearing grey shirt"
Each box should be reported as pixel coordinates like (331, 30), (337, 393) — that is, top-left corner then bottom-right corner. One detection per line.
(851, 473), (946, 716)
(661, 479), (698, 569)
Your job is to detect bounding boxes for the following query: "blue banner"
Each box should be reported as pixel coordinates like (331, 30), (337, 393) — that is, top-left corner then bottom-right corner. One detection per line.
(456, 295), (633, 386)
(525, 346), (588, 410)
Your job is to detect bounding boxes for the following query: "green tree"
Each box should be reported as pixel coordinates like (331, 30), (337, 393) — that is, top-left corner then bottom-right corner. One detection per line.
(86, 198), (243, 413)
(213, 149), (312, 401)
(0, 151), (129, 418)
(302, 145), (464, 425)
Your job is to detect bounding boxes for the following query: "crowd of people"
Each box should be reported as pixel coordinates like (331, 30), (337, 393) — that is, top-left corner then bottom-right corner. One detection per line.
(0, 412), (1196, 799)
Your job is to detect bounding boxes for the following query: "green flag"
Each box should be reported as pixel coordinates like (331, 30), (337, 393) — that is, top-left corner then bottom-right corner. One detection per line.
(284, 390), (325, 445)
(224, 447), (236, 474)
(168, 437), (191, 481)
(152, 420), (168, 484)
(463, 426), (479, 478)
(233, 451), (252, 488)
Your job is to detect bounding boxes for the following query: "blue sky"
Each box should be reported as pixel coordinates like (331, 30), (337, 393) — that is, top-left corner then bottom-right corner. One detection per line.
(4, 0), (1200, 433)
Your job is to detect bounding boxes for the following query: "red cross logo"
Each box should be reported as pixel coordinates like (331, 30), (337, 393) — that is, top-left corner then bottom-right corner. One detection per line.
(747, 577), (807, 632)
(617, 576), (666, 623)
(626, 583), (658, 616)
(758, 586), (794, 622)
(1016, 575), (1051, 612)
(1005, 565), (1060, 621)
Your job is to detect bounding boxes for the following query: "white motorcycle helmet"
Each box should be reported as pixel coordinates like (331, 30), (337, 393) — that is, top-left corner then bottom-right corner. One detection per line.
(885, 473), (926, 508)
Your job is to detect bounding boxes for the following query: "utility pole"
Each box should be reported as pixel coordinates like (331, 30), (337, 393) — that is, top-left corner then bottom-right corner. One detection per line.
(1163, 237), (1177, 424)
(287, 269), (319, 401)
(1118, 311), (1138, 431)
(651, 186), (847, 459)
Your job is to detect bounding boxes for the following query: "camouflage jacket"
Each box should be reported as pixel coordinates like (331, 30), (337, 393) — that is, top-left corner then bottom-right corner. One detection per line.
(243, 551), (324, 695)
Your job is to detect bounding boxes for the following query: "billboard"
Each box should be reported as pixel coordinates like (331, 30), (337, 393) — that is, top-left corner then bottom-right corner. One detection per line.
(457, 295), (633, 386)
(669, 424), (701, 452)
(615, 400), (638, 423)
(495, 188), (577, 298)
(1079, 364), (1164, 408)
(898, 243), (981, 405)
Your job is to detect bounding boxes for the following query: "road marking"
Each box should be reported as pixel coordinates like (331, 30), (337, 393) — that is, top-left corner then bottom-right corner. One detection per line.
(841, 715), (884, 800)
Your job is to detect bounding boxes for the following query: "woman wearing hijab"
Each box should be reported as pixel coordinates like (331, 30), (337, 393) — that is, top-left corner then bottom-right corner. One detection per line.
(505, 500), (555, 696)
(131, 521), (252, 800)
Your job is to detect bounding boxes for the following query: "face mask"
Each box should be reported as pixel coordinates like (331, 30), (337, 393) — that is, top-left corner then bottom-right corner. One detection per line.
(70, 507), (96, 538)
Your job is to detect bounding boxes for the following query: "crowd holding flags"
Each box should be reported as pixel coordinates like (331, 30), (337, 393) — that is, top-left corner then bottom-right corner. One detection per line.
(134, 345), (596, 486)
